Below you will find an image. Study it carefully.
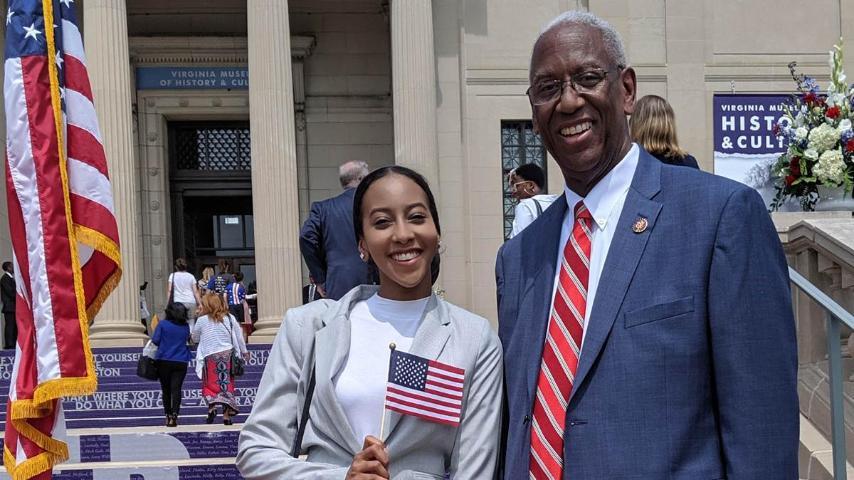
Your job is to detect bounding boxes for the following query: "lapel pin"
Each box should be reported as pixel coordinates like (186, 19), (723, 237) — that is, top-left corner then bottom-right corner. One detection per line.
(632, 217), (648, 234)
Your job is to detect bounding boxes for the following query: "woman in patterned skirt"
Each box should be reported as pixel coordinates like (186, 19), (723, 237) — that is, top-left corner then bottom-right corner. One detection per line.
(192, 293), (249, 425)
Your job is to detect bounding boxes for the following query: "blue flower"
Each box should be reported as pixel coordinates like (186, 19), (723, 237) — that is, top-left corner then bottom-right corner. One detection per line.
(842, 128), (854, 144)
(804, 77), (820, 92)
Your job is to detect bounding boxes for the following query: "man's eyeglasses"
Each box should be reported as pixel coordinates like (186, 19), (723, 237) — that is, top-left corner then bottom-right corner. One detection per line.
(526, 66), (624, 106)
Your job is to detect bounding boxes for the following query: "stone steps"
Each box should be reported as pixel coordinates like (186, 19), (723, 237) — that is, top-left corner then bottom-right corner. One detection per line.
(0, 346), (269, 479)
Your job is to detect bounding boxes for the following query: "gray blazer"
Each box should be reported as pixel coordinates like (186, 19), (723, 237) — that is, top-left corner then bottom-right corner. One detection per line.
(236, 285), (503, 479)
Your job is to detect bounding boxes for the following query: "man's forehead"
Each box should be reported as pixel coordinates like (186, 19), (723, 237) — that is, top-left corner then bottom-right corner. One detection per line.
(530, 23), (607, 75)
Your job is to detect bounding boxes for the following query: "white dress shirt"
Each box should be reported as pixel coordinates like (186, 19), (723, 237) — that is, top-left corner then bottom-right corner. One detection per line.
(510, 194), (560, 238)
(551, 144), (640, 351)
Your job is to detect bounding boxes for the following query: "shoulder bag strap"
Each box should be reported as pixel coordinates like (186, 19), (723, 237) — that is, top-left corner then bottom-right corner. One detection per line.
(533, 198), (543, 216)
(168, 273), (175, 304)
(291, 364), (316, 457)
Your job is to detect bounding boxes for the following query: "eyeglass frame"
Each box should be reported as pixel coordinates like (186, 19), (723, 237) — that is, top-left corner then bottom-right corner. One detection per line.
(526, 65), (626, 106)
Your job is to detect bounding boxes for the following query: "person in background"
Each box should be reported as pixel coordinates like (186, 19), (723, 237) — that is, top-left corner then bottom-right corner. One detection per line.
(167, 258), (202, 331)
(1, 262), (15, 349)
(226, 271), (251, 340)
(508, 163), (559, 238)
(151, 302), (191, 427)
(208, 259), (234, 296)
(193, 293), (249, 426)
(299, 160), (374, 300)
(198, 266), (215, 295)
(630, 94), (700, 169)
(237, 166), (502, 479)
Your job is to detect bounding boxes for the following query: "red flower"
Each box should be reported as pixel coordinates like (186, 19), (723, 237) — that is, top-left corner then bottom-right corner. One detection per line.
(804, 92), (818, 104)
(846, 139), (854, 153)
(789, 157), (801, 176)
(827, 105), (841, 119)
(785, 175), (797, 186)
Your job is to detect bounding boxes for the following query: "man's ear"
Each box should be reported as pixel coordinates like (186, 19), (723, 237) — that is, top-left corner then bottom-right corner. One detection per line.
(621, 67), (637, 115)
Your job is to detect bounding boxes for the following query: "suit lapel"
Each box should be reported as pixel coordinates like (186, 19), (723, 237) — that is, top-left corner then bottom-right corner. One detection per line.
(517, 197), (567, 406)
(384, 296), (450, 441)
(313, 304), (362, 453)
(569, 151), (663, 403)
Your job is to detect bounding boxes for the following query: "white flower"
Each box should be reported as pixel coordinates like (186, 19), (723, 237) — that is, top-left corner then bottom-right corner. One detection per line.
(827, 92), (847, 107)
(808, 123), (840, 151)
(814, 149), (846, 186)
(839, 119), (852, 132)
(795, 126), (809, 140)
(804, 148), (819, 160)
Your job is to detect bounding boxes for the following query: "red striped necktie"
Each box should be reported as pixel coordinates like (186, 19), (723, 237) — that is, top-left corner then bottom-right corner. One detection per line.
(530, 201), (593, 479)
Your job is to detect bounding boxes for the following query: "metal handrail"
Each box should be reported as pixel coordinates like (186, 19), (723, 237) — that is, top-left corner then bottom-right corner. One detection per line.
(789, 266), (854, 480)
(789, 267), (854, 328)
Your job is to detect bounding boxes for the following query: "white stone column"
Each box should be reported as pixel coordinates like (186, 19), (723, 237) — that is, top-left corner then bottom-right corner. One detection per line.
(84, 0), (147, 346)
(247, 0), (302, 343)
(391, 0), (439, 188)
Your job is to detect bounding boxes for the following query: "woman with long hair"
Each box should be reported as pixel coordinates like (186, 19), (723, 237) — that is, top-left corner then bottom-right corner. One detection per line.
(192, 293), (249, 425)
(237, 166), (503, 479)
(198, 266), (215, 295)
(630, 94), (700, 169)
(151, 302), (191, 427)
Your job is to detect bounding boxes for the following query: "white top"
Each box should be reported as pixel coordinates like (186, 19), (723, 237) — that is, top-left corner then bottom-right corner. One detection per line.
(335, 293), (429, 442)
(552, 143), (639, 351)
(510, 194), (560, 238)
(169, 271), (198, 304)
(192, 314), (248, 362)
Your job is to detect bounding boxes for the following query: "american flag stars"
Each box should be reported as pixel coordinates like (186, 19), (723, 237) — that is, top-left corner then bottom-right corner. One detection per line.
(22, 22), (40, 41)
(392, 355), (428, 390)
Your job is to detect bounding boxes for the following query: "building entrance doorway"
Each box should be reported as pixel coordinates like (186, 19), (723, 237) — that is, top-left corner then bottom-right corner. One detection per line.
(168, 121), (256, 291)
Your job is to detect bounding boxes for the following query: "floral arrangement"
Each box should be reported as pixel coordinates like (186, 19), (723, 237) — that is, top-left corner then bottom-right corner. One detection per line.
(771, 40), (854, 211)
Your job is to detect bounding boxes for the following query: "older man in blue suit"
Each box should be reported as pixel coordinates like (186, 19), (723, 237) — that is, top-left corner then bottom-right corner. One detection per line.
(300, 160), (374, 300)
(496, 11), (798, 480)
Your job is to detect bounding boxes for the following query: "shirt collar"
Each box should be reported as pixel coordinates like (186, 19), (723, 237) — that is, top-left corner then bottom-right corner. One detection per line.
(563, 143), (640, 230)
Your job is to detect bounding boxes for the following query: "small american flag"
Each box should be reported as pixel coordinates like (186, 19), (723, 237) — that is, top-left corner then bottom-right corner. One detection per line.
(385, 349), (466, 426)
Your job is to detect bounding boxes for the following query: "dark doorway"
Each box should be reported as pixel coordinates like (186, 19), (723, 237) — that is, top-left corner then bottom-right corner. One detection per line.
(169, 121), (255, 289)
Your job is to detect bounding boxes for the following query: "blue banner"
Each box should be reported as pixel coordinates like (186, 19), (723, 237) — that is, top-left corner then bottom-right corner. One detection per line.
(712, 93), (800, 210)
(713, 94), (791, 155)
(136, 67), (249, 90)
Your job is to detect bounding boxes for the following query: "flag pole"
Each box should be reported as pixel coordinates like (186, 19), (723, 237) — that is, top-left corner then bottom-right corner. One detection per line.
(379, 342), (396, 440)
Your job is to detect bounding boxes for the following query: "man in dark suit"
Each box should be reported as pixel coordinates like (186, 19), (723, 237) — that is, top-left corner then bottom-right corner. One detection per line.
(1, 261), (16, 349)
(300, 161), (373, 300)
(495, 11), (798, 479)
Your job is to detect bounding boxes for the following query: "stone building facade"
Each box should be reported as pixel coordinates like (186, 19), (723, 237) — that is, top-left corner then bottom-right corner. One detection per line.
(0, 0), (847, 345)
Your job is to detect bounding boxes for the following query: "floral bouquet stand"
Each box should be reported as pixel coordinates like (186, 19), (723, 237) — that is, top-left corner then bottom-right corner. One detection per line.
(772, 40), (854, 211)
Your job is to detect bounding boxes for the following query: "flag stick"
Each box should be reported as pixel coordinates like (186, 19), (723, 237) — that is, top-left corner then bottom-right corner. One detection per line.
(380, 342), (397, 440)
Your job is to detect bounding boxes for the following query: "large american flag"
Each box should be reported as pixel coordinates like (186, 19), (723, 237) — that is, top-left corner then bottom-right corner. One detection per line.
(385, 349), (466, 426)
(3, 0), (121, 478)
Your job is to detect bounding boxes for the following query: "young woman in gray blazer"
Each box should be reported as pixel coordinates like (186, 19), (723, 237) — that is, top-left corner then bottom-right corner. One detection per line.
(237, 166), (503, 479)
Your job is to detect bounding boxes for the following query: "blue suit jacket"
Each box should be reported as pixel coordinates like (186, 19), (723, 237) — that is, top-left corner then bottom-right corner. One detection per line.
(495, 149), (798, 479)
(299, 188), (372, 301)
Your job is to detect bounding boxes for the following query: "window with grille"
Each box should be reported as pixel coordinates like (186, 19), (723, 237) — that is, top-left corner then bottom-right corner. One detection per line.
(501, 120), (548, 240)
(171, 122), (251, 172)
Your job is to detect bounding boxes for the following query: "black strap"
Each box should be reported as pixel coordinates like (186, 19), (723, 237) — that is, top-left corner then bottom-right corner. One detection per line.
(167, 274), (175, 304)
(291, 366), (316, 458)
(533, 198), (543, 216)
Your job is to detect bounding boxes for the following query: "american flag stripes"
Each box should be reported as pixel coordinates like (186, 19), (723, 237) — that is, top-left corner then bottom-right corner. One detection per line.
(4, 0), (121, 478)
(385, 349), (465, 427)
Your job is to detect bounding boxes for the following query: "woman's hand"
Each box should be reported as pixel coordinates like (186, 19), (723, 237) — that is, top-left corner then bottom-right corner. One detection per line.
(346, 435), (389, 479)
(242, 351), (251, 361)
